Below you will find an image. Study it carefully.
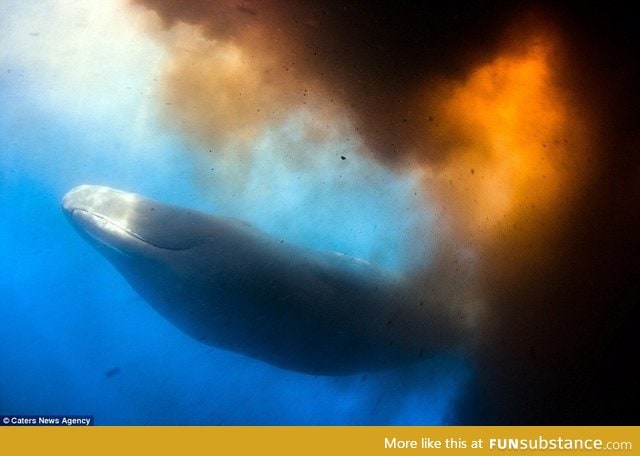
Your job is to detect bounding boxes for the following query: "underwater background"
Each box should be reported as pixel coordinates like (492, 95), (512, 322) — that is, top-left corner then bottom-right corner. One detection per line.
(0, 1), (468, 425)
(2, 1), (637, 425)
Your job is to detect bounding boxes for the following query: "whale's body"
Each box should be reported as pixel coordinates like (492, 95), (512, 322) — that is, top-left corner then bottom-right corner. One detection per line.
(62, 185), (452, 375)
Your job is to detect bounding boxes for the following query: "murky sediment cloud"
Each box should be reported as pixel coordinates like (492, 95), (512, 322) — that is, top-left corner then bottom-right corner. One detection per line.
(129, 0), (637, 423)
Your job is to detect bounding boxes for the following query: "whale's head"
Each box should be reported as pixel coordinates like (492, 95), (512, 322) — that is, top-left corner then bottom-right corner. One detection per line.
(61, 184), (278, 309)
(61, 184), (262, 341)
(62, 185), (220, 256)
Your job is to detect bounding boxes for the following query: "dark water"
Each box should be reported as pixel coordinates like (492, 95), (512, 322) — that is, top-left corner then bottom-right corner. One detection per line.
(0, 2), (468, 425)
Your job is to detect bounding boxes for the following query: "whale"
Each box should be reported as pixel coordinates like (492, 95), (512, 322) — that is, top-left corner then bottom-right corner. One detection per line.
(62, 184), (457, 375)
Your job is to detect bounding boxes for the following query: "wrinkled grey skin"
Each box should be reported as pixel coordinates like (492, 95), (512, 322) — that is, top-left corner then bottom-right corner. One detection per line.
(62, 185), (453, 375)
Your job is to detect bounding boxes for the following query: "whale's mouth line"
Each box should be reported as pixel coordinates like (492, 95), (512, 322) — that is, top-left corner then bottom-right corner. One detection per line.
(69, 207), (189, 251)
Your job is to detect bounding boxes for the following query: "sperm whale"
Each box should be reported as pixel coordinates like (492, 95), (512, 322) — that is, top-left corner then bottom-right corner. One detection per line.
(62, 184), (457, 375)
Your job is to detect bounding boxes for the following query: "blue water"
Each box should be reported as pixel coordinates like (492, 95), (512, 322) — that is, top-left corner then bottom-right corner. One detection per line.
(1, 1), (469, 424)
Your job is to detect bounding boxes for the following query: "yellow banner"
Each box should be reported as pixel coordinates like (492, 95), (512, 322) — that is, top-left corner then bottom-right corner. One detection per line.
(1, 426), (638, 455)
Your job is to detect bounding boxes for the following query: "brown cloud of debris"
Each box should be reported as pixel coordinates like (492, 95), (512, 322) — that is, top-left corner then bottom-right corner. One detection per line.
(131, 0), (639, 423)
